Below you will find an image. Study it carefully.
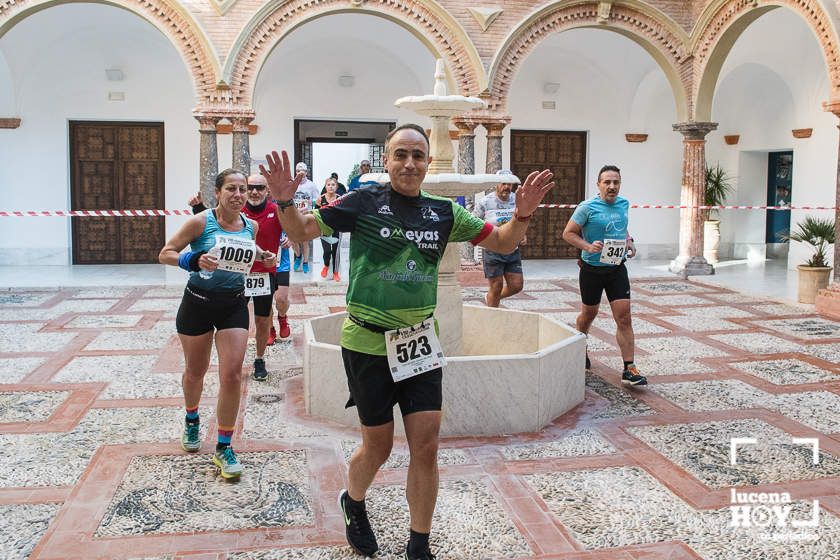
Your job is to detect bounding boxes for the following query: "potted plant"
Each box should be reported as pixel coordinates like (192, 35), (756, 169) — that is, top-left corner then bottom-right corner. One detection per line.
(703, 164), (734, 264)
(781, 216), (835, 303)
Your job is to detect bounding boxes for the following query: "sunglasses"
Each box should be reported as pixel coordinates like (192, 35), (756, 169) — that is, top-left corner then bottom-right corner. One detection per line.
(246, 184), (267, 191)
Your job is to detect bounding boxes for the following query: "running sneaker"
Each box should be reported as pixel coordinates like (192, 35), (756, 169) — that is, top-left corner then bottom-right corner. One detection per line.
(213, 445), (243, 478)
(621, 364), (648, 386)
(253, 358), (268, 381)
(321, 265), (329, 278)
(405, 546), (436, 560)
(181, 421), (201, 452)
(333, 271), (340, 282)
(302, 262), (310, 274)
(294, 256), (302, 271)
(338, 489), (379, 557)
(278, 316), (291, 339)
(267, 326), (277, 346)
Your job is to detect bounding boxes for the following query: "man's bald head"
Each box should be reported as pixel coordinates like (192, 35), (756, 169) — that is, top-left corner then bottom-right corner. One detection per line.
(246, 173), (269, 204)
(248, 174), (267, 186)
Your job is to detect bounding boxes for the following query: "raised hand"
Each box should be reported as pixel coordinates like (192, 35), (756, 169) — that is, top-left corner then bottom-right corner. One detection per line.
(259, 150), (305, 202)
(515, 170), (555, 217)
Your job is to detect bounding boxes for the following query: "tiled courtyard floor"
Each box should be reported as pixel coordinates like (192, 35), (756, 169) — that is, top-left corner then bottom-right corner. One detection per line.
(1, 276), (839, 559)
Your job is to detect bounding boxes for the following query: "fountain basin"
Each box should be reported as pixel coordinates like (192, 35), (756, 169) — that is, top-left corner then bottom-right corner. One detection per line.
(303, 305), (586, 437)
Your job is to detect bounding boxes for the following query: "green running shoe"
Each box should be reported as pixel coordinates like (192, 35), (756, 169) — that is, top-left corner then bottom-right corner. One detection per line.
(213, 446), (243, 479)
(181, 421), (201, 452)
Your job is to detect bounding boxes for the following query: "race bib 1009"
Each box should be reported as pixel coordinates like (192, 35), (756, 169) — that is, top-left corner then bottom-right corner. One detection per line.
(214, 235), (257, 274)
(385, 320), (446, 382)
(599, 238), (626, 265)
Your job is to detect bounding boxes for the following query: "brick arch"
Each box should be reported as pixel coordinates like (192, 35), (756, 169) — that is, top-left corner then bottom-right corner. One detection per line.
(693, 0), (840, 121)
(487, 2), (690, 120)
(0, 0), (219, 104)
(223, 0), (487, 107)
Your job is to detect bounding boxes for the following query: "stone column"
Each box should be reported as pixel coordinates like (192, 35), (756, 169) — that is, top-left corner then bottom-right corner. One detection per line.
(453, 119), (478, 174)
(231, 115), (254, 174)
(484, 122), (507, 174)
(816, 102), (840, 319)
(195, 115), (222, 207)
(669, 122), (718, 276)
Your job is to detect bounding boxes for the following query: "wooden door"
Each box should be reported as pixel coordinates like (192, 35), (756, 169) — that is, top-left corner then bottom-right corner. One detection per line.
(71, 122), (164, 264)
(510, 130), (586, 259)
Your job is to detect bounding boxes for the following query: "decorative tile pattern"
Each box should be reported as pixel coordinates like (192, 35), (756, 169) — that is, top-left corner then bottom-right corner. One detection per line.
(0, 503), (61, 559)
(800, 343), (840, 365)
(63, 314), (142, 328)
(127, 299), (180, 312)
(629, 419), (840, 488)
(0, 292), (57, 306)
(658, 314), (744, 332)
(70, 287), (135, 299)
(0, 356), (46, 383)
(500, 427), (616, 460)
(642, 294), (712, 306)
(635, 282), (708, 293)
(760, 318), (840, 340)
(708, 333), (803, 355)
(586, 373), (655, 420)
(650, 380), (766, 412)
(0, 323), (77, 353)
(750, 303), (810, 316)
(97, 451), (311, 536)
(0, 390), (68, 422)
(684, 305), (756, 319)
(633, 356), (714, 376)
(245, 396), (326, 439)
(708, 293), (768, 304)
(635, 336), (729, 358)
(769, 391), (840, 434)
(85, 322), (175, 351)
(593, 317), (671, 335)
(729, 359), (838, 385)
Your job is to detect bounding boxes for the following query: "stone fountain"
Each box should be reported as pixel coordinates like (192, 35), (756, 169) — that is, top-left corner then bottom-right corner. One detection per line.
(303, 60), (585, 436)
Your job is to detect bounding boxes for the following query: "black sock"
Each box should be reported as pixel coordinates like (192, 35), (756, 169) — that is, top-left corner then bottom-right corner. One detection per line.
(185, 415), (200, 425)
(623, 361), (634, 370)
(346, 493), (366, 510)
(408, 529), (430, 553)
(215, 442), (229, 451)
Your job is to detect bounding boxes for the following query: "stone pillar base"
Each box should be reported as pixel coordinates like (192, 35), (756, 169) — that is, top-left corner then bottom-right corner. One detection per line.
(815, 283), (840, 320)
(669, 255), (715, 277)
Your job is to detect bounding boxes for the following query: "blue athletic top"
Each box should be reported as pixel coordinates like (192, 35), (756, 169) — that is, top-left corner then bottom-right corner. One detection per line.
(188, 210), (255, 291)
(278, 234), (291, 273)
(570, 195), (630, 267)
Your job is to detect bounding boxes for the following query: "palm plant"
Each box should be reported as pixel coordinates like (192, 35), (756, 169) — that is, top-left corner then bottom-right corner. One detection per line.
(704, 164), (734, 221)
(780, 216), (836, 267)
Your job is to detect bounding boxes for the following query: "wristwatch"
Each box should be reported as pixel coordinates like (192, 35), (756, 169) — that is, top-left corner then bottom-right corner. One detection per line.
(276, 198), (295, 211)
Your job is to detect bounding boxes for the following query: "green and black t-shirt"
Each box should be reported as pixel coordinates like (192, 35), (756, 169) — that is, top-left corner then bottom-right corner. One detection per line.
(312, 183), (492, 355)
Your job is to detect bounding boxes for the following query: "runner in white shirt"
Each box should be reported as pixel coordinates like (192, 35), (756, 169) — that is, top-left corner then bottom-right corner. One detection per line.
(473, 170), (525, 307)
(291, 162), (321, 273)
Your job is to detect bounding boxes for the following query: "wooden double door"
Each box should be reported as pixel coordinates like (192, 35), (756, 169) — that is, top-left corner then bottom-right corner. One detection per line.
(70, 122), (165, 264)
(510, 130), (586, 259)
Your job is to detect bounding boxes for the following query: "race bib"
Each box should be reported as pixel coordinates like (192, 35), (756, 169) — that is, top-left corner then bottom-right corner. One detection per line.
(385, 320), (446, 382)
(244, 272), (271, 296)
(214, 235), (257, 274)
(599, 238), (626, 265)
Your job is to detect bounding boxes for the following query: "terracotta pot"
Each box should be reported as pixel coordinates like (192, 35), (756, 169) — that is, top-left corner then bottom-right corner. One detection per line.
(703, 220), (721, 265)
(792, 128), (813, 139)
(724, 135), (739, 145)
(625, 133), (648, 143)
(797, 265), (832, 304)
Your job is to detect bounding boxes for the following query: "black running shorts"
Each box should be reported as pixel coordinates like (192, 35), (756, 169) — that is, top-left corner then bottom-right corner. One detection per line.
(276, 271), (290, 287)
(578, 261), (631, 306)
(341, 347), (443, 427)
(176, 284), (249, 336)
(250, 272), (278, 317)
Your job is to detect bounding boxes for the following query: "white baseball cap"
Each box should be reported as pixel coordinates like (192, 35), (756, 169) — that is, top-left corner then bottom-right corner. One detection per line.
(295, 162), (308, 172)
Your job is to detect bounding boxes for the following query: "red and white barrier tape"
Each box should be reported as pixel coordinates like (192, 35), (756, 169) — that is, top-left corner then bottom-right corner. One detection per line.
(0, 205), (835, 217)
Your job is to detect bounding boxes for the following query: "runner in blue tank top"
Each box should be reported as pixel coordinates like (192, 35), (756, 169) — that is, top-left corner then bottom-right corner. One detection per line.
(562, 164), (647, 387)
(159, 169), (277, 480)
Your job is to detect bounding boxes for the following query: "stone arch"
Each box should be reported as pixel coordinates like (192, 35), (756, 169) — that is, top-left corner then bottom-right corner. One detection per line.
(487, 1), (690, 120)
(0, 0), (219, 104)
(693, 0), (840, 121)
(223, 0), (487, 107)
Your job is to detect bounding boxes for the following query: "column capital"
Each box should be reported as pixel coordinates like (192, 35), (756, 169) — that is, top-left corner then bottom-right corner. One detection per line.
(451, 118), (478, 136)
(823, 99), (840, 119)
(194, 114), (222, 132)
(230, 115), (255, 133)
(483, 118), (511, 137)
(673, 121), (718, 140)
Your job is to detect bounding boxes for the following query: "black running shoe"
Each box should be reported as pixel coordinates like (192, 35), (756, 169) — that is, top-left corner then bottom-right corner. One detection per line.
(621, 364), (648, 386)
(405, 545), (436, 560)
(339, 489), (379, 557)
(253, 358), (268, 381)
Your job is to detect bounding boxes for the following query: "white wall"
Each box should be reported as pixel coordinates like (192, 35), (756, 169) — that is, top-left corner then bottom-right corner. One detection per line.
(312, 143), (369, 188)
(0, 3), (197, 264)
(707, 7), (837, 269)
(504, 28), (683, 258)
(251, 14), (435, 166)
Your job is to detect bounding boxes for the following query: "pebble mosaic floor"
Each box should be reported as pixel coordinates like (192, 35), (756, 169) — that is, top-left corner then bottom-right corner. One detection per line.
(1, 276), (839, 559)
